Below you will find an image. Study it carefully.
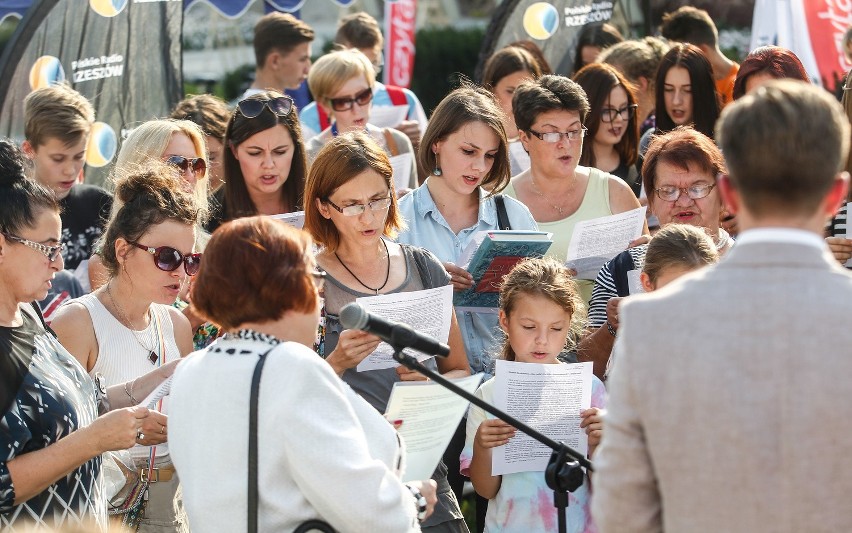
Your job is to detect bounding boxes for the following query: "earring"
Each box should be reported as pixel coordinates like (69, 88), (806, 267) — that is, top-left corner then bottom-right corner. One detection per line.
(432, 153), (442, 176)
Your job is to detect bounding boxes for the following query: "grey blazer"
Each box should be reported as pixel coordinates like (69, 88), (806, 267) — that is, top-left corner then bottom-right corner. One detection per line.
(592, 239), (852, 533)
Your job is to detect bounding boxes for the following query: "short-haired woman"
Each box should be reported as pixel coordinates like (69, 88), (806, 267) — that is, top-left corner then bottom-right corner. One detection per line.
(207, 90), (307, 232)
(305, 49), (417, 189)
(168, 216), (437, 532)
(505, 74), (647, 304)
(304, 132), (471, 532)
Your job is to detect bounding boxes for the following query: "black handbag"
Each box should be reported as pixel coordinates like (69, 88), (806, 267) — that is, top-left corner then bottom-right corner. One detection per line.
(247, 347), (335, 533)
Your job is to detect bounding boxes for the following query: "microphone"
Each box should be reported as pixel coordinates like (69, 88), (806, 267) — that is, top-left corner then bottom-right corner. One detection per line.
(339, 303), (450, 357)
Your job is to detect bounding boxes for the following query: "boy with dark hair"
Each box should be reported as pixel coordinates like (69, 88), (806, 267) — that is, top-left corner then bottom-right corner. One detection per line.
(244, 12), (315, 96)
(660, 6), (739, 105)
(22, 84), (111, 290)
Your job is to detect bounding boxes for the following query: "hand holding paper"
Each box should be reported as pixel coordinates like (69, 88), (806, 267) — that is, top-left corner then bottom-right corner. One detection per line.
(566, 207), (647, 279)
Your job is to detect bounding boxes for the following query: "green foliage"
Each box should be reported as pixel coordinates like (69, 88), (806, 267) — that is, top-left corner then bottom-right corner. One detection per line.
(410, 26), (485, 115)
(219, 64), (255, 102)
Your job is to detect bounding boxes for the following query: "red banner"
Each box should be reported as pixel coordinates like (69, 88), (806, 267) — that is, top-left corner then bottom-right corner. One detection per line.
(803, 0), (852, 90)
(384, 0), (417, 88)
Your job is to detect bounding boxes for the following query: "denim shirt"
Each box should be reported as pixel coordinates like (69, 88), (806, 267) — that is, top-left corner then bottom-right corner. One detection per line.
(396, 180), (538, 376)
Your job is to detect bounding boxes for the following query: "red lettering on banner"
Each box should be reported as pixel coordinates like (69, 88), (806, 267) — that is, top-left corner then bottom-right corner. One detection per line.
(805, 0), (852, 88)
(384, 0), (417, 88)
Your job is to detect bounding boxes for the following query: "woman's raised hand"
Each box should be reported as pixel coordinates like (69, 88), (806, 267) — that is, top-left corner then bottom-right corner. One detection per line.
(327, 329), (382, 375)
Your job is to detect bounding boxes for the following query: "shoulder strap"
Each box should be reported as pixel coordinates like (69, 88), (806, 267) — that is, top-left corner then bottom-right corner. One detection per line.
(29, 301), (57, 338)
(610, 251), (636, 298)
(409, 246), (434, 288)
(383, 128), (400, 156)
(494, 195), (512, 231)
(248, 347), (274, 533)
(384, 85), (408, 108)
(317, 104), (331, 132)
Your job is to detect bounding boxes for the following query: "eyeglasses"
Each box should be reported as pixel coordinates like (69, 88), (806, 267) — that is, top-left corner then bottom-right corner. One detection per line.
(601, 104), (638, 123)
(329, 88), (373, 112)
(311, 270), (326, 290)
(654, 183), (716, 202)
(166, 156), (207, 175)
(2, 232), (63, 262)
(128, 242), (202, 276)
(236, 96), (295, 119)
(324, 195), (392, 217)
(526, 127), (588, 143)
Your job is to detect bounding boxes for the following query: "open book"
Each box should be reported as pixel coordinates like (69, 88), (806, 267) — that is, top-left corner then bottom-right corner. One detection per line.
(454, 230), (553, 312)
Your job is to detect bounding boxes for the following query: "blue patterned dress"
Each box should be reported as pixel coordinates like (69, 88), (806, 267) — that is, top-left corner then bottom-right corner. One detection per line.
(0, 304), (105, 531)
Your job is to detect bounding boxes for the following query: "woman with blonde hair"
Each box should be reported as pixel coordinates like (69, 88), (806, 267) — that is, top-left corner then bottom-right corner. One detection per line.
(305, 49), (417, 189)
(305, 131), (471, 532)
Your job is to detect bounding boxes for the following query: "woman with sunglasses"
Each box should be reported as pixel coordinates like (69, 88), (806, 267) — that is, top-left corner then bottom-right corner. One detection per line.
(206, 90), (307, 233)
(573, 63), (642, 196)
(503, 75), (647, 304)
(304, 132), (471, 533)
(0, 140), (178, 531)
(305, 49), (418, 191)
(88, 119), (210, 291)
(52, 163), (202, 532)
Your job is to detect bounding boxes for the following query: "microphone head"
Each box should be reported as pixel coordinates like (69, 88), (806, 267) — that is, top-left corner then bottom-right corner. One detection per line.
(339, 302), (368, 331)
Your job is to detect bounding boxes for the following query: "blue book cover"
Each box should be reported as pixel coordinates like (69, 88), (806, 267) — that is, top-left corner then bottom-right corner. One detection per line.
(454, 231), (553, 311)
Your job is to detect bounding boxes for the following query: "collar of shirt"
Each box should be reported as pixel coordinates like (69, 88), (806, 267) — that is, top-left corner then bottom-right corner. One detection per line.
(412, 178), (496, 227)
(734, 227), (826, 250)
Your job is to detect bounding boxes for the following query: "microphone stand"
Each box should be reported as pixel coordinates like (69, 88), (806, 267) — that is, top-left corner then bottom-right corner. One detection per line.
(392, 348), (591, 533)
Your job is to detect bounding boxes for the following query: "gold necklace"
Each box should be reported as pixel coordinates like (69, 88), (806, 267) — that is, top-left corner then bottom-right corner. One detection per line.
(106, 282), (159, 365)
(529, 176), (569, 216)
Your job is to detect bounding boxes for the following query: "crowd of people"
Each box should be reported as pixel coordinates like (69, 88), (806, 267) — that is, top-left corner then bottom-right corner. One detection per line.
(3, 5), (852, 533)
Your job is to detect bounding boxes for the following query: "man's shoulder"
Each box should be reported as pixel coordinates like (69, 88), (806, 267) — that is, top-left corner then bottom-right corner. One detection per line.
(64, 183), (112, 208)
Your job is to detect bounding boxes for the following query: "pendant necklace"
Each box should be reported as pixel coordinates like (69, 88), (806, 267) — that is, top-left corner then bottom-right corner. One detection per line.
(106, 282), (160, 365)
(335, 238), (391, 295)
(530, 175), (569, 217)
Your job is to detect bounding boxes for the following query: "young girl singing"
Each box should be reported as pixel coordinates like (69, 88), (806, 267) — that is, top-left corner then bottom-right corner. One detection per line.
(461, 257), (606, 532)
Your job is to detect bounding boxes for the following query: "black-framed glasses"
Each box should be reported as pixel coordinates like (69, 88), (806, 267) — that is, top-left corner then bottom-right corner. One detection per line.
(129, 242), (202, 276)
(236, 96), (294, 119)
(311, 270), (326, 290)
(324, 195), (392, 217)
(601, 104), (638, 123)
(654, 183), (716, 202)
(329, 88), (373, 112)
(2, 232), (63, 262)
(526, 127), (588, 143)
(166, 156), (207, 175)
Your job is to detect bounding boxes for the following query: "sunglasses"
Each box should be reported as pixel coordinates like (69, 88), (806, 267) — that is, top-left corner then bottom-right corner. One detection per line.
(236, 96), (295, 119)
(329, 88), (373, 112)
(129, 242), (202, 276)
(166, 156), (207, 175)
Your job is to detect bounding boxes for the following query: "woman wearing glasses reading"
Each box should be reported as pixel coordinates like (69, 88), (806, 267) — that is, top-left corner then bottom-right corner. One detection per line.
(206, 90), (307, 232)
(573, 63), (642, 196)
(305, 49), (418, 191)
(52, 164), (202, 532)
(503, 75), (646, 304)
(304, 132), (471, 533)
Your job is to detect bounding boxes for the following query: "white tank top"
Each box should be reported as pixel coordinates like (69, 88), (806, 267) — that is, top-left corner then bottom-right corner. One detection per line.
(76, 292), (181, 460)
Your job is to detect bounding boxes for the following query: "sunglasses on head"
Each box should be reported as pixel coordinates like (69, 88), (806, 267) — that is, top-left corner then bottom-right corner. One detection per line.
(329, 88), (373, 112)
(166, 156), (207, 175)
(129, 242), (202, 276)
(236, 96), (295, 119)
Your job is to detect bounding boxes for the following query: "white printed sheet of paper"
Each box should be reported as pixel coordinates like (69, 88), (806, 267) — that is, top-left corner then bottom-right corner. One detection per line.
(270, 210), (305, 229)
(566, 207), (647, 280)
(138, 375), (173, 409)
(369, 105), (409, 129)
(389, 152), (414, 191)
(385, 373), (485, 482)
(491, 360), (593, 476)
(626, 269), (644, 295)
(355, 285), (453, 372)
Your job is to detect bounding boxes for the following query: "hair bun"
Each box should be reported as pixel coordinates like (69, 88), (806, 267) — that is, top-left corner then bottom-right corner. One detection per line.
(114, 162), (188, 207)
(0, 138), (29, 188)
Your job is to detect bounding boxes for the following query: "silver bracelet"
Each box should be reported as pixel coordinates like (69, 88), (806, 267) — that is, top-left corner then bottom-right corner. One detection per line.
(405, 484), (428, 522)
(124, 379), (139, 404)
